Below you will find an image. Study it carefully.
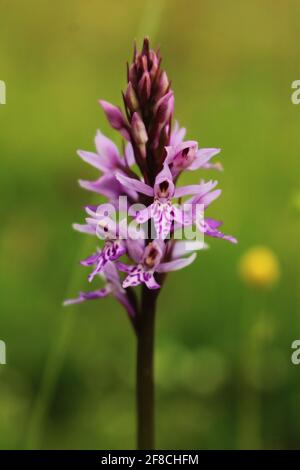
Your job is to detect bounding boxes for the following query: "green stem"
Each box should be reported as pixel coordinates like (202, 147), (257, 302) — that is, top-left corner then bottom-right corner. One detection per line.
(136, 285), (158, 450)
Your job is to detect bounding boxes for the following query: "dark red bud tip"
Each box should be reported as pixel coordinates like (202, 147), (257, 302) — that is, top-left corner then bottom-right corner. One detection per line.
(138, 72), (151, 101)
(142, 37), (150, 56)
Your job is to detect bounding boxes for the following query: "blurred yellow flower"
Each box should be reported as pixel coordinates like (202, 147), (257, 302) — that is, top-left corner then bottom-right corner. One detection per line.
(238, 246), (280, 289)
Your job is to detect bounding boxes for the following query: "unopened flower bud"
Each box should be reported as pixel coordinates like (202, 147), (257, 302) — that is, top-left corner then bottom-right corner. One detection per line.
(148, 50), (159, 80)
(125, 82), (140, 112)
(142, 37), (150, 56)
(137, 54), (148, 73)
(138, 72), (151, 101)
(131, 112), (148, 145)
(155, 91), (174, 125)
(128, 63), (137, 86)
(99, 100), (130, 141)
(155, 70), (169, 99)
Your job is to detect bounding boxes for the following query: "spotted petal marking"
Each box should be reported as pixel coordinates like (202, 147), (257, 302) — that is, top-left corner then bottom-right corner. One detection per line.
(122, 265), (160, 290)
(83, 240), (126, 282)
(151, 200), (174, 240)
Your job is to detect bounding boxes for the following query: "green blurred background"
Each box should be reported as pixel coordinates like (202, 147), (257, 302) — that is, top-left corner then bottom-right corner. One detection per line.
(0, 0), (299, 449)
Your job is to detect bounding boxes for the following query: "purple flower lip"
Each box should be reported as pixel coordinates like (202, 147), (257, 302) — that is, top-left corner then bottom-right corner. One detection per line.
(81, 240), (127, 283)
(117, 239), (197, 290)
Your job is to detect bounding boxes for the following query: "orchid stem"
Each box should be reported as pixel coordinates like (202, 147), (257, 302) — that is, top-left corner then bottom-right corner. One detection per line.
(136, 286), (158, 450)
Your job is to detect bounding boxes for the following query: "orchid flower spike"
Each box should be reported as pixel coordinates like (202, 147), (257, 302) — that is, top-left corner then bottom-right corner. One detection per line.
(116, 165), (219, 240)
(65, 38), (236, 332)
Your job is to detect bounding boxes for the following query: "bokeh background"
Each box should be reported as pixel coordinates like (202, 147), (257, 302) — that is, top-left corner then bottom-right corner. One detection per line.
(0, 0), (300, 449)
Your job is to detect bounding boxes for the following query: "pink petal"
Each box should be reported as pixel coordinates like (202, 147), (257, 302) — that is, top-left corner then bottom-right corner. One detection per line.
(135, 205), (152, 224)
(171, 241), (206, 258)
(116, 262), (133, 274)
(153, 163), (175, 199)
(199, 219), (237, 244)
(63, 287), (110, 306)
(170, 121), (186, 146)
(157, 252), (197, 273)
(116, 173), (153, 197)
(103, 261), (122, 285)
(124, 142), (135, 167)
(95, 130), (122, 168)
(144, 273), (160, 290)
(154, 162), (173, 185)
(77, 150), (108, 172)
(79, 174), (137, 200)
(200, 189), (221, 207)
(202, 162), (223, 171)
(175, 180), (218, 199)
(122, 272), (142, 288)
(151, 202), (173, 240)
(126, 239), (145, 263)
(72, 223), (96, 235)
(205, 218), (223, 229)
(188, 148), (221, 171)
(173, 206), (193, 227)
(80, 251), (100, 266)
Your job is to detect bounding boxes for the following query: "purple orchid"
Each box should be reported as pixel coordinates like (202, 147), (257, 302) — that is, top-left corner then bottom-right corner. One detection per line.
(165, 140), (222, 178)
(74, 205), (144, 282)
(65, 38), (236, 449)
(66, 36), (236, 317)
(81, 241), (126, 283)
(63, 261), (135, 318)
(117, 239), (199, 290)
(182, 189), (237, 244)
(117, 164), (219, 240)
(77, 130), (134, 173)
(78, 130), (137, 204)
